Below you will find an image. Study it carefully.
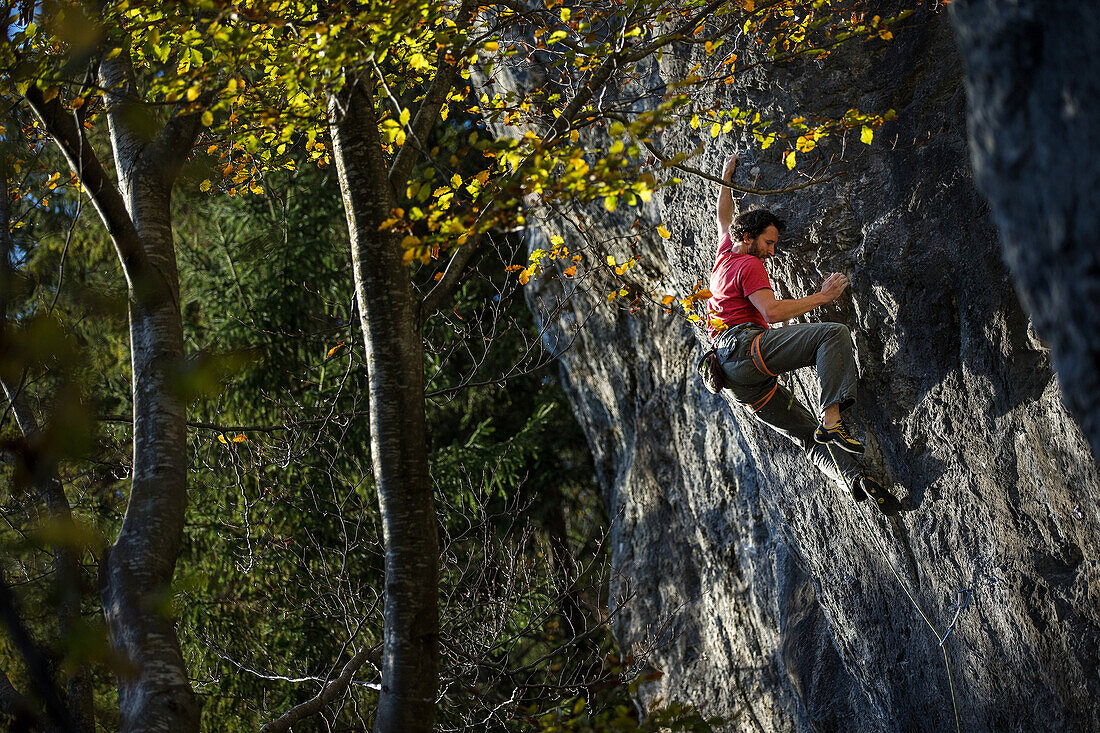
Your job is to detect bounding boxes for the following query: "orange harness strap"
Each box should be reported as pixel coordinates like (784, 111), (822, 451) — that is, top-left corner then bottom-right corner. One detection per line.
(751, 332), (777, 377)
(751, 381), (778, 412)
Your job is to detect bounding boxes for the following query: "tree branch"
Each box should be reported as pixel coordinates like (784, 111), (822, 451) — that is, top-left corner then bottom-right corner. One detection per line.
(624, 122), (843, 195)
(258, 645), (382, 733)
(147, 104), (208, 189)
(388, 0), (476, 187)
(0, 570), (78, 731)
(0, 667), (38, 731)
(23, 86), (150, 294)
(96, 411), (372, 434)
(419, 234), (482, 320)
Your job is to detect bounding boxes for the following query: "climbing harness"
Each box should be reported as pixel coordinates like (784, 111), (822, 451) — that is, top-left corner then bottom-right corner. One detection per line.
(825, 442), (969, 733)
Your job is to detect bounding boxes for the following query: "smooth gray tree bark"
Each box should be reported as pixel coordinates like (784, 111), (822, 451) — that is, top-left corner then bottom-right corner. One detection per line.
(327, 75), (440, 732)
(25, 53), (203, 731)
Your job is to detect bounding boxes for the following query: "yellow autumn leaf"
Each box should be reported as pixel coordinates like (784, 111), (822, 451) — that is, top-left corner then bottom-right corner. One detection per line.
(326, 341), (345, 360)
(563, 265), (577, 277)
(657, 224), (671, 239)
(784, 150), (797, 169)
(861, 125), (874, 144)
(606, 255), (616, 266)
(604, 195), (618, 212)
(483, 40), (499, 51)
(201, 110), (214, 127)
(710, 123), (721, 138)
(551, 235), (564, 245)
(217, 434), (248, 444)
(199, 179), (212, 192)
(690, 114), (700, 130)
(451, 173), (462, 188)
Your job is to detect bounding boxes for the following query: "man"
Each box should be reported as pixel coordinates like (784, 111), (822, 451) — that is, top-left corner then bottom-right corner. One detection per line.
(708, 154), (903, 515)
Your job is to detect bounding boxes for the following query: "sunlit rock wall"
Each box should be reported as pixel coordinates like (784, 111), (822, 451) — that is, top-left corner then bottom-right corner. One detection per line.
(515, 6), (1099, 731)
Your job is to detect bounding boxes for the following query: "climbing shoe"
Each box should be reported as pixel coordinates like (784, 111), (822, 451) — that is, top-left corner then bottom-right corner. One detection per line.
(814, 420), (864, 455)
(847, 476), (868, 502)
(858, 475), (903, 516)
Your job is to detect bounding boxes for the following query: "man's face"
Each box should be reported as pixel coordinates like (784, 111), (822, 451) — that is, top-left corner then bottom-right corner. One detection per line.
(744, 225), (779, 261)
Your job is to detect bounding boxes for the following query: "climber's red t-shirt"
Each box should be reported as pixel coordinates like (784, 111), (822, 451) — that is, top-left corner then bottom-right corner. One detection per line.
(706, 231), (771, 338)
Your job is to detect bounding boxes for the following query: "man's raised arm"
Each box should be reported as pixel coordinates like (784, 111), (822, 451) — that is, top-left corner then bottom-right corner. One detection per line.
(715, 154), (739, 239)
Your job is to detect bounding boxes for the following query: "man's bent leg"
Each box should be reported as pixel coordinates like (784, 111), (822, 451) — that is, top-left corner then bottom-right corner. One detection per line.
(752, 382), (863, 493)
(751, 322), (859, 415)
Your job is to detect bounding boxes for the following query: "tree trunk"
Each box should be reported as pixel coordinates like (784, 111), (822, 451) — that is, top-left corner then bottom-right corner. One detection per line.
(0, 387), (96, 732)
(96, 59), (198, 732)
(101, 173), (197, 733)
(1, 149), (94, 731)
(328, 77), (440, 731)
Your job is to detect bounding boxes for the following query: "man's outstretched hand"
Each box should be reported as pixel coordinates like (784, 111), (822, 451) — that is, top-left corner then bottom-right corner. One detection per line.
(722, 154), (739, 181)
(819, 272), (849, 303)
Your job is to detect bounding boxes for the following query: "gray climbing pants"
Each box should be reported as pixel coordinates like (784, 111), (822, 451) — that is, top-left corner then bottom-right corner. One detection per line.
(714, 321), (863, 485)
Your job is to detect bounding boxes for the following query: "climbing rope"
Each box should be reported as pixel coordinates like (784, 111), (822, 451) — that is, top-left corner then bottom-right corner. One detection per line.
(824, 443), (967, 733)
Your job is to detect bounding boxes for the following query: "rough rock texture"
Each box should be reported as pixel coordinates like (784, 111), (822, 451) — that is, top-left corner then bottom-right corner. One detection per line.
(522, 7), (1100, 732)
(950, 0), (1100, 469)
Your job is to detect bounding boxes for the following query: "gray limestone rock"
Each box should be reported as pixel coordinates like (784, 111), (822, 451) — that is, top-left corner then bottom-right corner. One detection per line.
(516, 6), (1100, 732)
(950, 0), (1100, 477)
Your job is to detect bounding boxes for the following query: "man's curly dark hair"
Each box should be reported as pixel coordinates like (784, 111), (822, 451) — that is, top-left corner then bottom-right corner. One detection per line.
(731, 209), (786, 243)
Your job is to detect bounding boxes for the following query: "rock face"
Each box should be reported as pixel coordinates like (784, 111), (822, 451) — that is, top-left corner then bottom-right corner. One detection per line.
(950, 0), (1100, 474)
(523, 8), (1100, 732)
